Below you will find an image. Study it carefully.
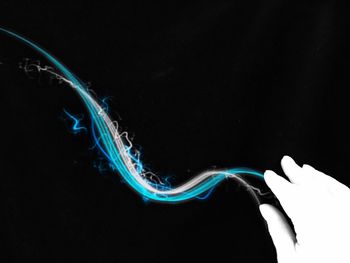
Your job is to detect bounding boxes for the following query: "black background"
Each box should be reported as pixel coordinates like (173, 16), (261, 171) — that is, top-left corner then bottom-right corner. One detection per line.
(1, 1), (349, 262)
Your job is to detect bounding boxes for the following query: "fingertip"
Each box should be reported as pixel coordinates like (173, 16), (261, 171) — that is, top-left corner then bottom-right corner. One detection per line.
(263, 170), (294, 204)
(259, 204), (297, 259)
(281, 155), (293, 163)
(281, 155), (300, 169)
(264, 170), (278, 185)
(264, 169), (276, 177)
(259, 203), (284, 222)
(259, 203), (272, 219)
(281, 156), (306, 184)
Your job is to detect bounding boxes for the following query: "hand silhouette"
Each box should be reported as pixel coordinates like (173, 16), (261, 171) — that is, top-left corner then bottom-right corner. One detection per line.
(260, 156), (350, 263)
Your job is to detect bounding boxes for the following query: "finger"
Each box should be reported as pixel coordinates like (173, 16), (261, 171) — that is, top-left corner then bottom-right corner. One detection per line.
(302, 163), (337, 184)
(264, 169), (294, 199)
(303, 164), (350, 195)
(260, 204), (296, 262)
(281, 156), (305, 185)
(303, 164), (327, 179)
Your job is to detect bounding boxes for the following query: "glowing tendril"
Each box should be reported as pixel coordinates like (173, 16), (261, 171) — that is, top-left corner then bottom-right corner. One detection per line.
(63, 109), (87, 134)
(0, 27), (265, 203)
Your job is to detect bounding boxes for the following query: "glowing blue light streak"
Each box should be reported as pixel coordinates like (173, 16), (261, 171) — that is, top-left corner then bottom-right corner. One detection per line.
(63, 109), (87, 134)
(0, 27), (265, 203)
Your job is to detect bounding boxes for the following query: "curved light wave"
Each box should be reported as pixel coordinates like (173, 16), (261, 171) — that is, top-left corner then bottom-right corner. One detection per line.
(0, 27), (264, 203)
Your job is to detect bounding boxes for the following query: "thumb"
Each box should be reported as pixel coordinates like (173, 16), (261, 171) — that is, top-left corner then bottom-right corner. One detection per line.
(260, 204), (296, 262)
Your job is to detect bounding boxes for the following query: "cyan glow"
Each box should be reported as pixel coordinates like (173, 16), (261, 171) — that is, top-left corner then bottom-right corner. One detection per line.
(63, 109), (87, 134)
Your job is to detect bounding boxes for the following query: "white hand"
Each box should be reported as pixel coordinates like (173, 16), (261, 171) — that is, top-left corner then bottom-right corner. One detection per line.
(260, 156), (350, 263)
